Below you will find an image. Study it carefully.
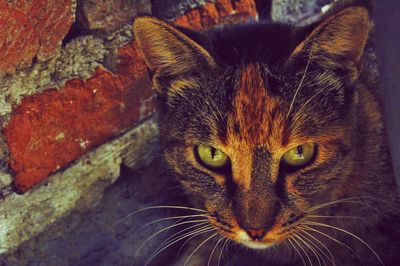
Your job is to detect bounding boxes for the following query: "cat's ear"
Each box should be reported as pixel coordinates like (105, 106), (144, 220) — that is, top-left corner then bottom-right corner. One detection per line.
(289, 6), (370, 79)
(133, 16), (215, 80)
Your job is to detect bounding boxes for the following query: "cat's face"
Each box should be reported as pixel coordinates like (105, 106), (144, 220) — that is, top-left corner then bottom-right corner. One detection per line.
(134, 6), (369, 249)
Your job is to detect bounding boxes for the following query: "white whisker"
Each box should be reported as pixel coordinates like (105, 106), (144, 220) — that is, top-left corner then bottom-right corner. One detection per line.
(303, 221), (384, 265)
(307, 215), (361, 220)
(292, 235), (313, 266)
(295, 234), (322, 266)
(208, 237), (224, 266)
(112, 205), (207, 228)
(154, 221), (209, 256)
(183, 232), (219, 266)
(287, 49), (313, 119)
(301, 224), (360, 261)
(134, 219), (209, 258)
(288, 237), (307, 266)
(218, 238), (229, 266)
(298, 227), (335, 265)
(132, 214), (212, 236)
(145, 225), (214, 265)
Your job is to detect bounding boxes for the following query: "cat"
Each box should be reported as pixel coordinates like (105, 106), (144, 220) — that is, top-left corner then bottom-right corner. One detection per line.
(133, 3), (400, 265)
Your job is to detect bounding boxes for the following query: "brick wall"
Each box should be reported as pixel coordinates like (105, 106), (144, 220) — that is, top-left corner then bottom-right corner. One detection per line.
(0, 0), (258, 254)
(0, 0), (257, 193)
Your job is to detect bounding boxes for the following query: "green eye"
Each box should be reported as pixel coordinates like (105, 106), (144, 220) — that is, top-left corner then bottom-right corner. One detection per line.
(196, 144), (229, 168)
(283, 143), (315, 167)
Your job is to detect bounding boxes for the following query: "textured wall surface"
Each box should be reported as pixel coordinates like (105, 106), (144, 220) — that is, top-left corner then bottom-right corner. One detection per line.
(2, 0), (397, 265)
(0, 0), (258, 260)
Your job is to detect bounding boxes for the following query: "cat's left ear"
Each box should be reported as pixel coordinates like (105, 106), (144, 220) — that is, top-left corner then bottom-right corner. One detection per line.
(133, 16), (216, 87)
(289, 6), (370, 80)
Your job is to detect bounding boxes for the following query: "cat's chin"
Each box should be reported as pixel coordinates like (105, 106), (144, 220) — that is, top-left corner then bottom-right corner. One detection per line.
(235, 231), (276, 250)
(240, 240), (274, 250)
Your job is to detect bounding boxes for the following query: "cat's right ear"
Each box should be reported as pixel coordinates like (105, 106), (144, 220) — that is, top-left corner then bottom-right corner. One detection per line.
(133, 16), (216, 91)
(287, 6), (370, 81)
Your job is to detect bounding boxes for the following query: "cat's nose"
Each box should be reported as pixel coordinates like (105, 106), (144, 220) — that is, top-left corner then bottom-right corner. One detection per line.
(246, 228), (267, 241)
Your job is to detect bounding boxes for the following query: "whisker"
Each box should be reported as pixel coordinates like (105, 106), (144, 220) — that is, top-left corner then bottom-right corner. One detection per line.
(287, 48), (313, 119)
(298, 227), (335, 265)
(145, 225), (214, 265)
(288, 237), (307, 266)
(301, 224), (362, 263)
(218, 238), (229, 266)
(292, 235), (313, 266)
(208, 237), (224, 266)
(112, 205), (207, 228)
(183, 232), (219, 266)
(296, 232), (326, 266)
(183, 232), (218, 266)
(154, 221), (209, 256)
(307, 215), (361, 220)
(134, 219), (209, 258)
(133, 214), (212, 236)
(177, 225), (215, 256)
(303, 221), (384, 265)
(306, 197), (376, 214)
(295, 234), (322, 266)
(294, 71), (360, 120)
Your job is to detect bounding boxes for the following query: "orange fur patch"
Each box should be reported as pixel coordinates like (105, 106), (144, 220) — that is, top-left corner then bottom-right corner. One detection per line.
(224, 63), (288, 188)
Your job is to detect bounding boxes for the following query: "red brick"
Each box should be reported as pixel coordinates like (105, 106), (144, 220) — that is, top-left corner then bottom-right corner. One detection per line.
(0, 2), (39, 76)
(4, 42), (152, 192)
(0, 0), (74, 76)
(173, 0), (257, 29)
(4, 0), (258, 192)
(232, 0), (258, 18)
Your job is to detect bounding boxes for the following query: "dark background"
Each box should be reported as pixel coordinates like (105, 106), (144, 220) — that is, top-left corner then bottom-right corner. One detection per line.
(372, 0), (400, 191)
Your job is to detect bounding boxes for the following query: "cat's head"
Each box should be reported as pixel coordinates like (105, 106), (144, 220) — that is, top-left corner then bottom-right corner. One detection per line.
(134, 6), (370, 249)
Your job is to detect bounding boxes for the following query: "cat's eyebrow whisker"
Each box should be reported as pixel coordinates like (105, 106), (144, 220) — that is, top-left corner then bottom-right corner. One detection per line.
(292, 234), (313, 266)
(134, 219), (210, 258)
(298, 228), (335, 265)
(288, 237), (307, 266)
(302, 222), (384, 265)
(145, 225), (214, 265)
(111, 205), (207, 228)
(183, 232), (219, 266)
(208, 236), (224, 266)
(292, 70), (355, 120)
(286, 48), (313, 119)
(292, 84), (329, 120)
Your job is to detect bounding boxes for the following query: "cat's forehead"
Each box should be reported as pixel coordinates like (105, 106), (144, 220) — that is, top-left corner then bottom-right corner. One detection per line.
(227, 63), (289, 148)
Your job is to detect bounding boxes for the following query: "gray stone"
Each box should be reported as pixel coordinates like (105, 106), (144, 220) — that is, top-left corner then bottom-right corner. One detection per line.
(271, 0), (332, 23)
(0, 172), (12, 189)
(0, 117), (159, 254)
(0, 36), (108, 118)
(152, 0), (215, 20)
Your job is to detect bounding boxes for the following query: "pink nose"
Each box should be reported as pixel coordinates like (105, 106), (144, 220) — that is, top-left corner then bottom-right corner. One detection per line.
(246, 228), (267, 240)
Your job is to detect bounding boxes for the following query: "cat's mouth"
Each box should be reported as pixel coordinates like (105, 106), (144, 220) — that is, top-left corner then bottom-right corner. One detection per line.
(208, 211), (304, 250)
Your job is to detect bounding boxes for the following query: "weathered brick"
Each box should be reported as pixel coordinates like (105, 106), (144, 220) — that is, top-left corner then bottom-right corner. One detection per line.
(0, 2), (39, 77)
(0, 0), (75, 77)
(79, 0), (151, 33)
(173, 0), (257, 29)
(4, 42), (152, 192)
(3, 0), (257, 192)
